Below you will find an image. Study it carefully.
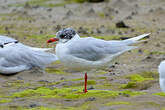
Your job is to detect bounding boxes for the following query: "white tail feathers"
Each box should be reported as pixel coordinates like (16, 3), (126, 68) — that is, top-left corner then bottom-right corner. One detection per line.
(123, 33), (150, 45)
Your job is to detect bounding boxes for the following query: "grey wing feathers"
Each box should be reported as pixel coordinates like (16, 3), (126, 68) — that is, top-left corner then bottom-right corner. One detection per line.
(0, 41), (58, 74)
(0, 58), (30, 74)
(68, 37), (135, 61)
(0, 44), (58, 68)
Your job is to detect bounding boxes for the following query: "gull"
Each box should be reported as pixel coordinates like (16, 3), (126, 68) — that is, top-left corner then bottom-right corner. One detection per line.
(47, 28), (150, 93)
(0, 35), (58, 75)
(158, 60), (165, 92)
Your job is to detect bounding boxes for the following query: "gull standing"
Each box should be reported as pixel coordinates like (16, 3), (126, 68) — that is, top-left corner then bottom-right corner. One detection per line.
(47, 28), (150, 93)
(158, 60), (165, 92)
(0, 35), (58, 75)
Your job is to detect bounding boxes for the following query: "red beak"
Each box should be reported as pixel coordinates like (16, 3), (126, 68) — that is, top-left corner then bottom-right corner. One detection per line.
(47, 38), (59, 43)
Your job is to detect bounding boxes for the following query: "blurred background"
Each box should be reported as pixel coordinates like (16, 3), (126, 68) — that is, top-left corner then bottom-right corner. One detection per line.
(0, 0), (165, 110)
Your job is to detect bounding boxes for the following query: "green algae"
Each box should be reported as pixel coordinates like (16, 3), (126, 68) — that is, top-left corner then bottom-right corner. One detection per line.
(95, 70), (108, 75)
(142, 50), (165, 56)
(126, 74), (154, 82)
(70, 78), (83, 81)
(46, 68), (66, 75)
(140, 71), (158, 79)
(104, 101), (132, 106)
(10, 87), (145, 100)
(48, 81), (63, 86)
(11, 87), (56, 98)
(0, 106), (24, 110)
(9, 0), (55, 8)
(122, 73), (155, 89)
(51, 60), (61, 65)
(0, 13), (16, 17)
(122, 80), (154, 90)
(121, 90), (146, 96)
(95, 83), (112, 90)
(97, 76), (107, 79)
(0, 99), (12, 103)
(26, 106), (60, 110)
(70, 80), (96, 87)
(49, 77), (95, 87)
(122, 82), (137, 89)
(103, 101), (160, 110)
(71, 0), (88, 3)
(144, 102), (160, 107)
(4, 80), (32, 89)
(98, 12), (105, 18)
(152, 92), (165, 97)
(63, 90), (119, 99)
(47, 78), (84, 87)
(9, 0), (87, 8)
(0, 106), (60, 110)
(25, 104), (95, 110)
(149, 51), (165, 55)
(162, 107), (165, 110)
(0, 26), (7, 35)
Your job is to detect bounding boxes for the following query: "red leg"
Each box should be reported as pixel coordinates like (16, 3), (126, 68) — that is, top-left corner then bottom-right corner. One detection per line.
(84, 72), (88, 93)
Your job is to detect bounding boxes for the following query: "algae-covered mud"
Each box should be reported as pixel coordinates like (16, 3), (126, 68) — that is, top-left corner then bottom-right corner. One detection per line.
(0, 0), (165, 110)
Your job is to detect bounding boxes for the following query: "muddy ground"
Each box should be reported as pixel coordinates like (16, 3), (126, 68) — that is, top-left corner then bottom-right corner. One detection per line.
(0, 0), (165, 110)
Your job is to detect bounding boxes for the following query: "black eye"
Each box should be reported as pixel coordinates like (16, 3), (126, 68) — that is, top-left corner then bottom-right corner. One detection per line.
(60, 35), (65, 39)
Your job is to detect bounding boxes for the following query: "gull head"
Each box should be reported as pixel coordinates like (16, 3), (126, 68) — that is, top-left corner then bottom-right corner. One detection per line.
(47, 28), (77, 44)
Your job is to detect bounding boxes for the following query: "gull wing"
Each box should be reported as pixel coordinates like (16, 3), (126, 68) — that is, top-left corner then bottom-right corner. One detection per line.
(68, 33), (149, 61)
(68, 37), (135, 61)
(0, 43), (58, 73)
(0, 58), (30, 74)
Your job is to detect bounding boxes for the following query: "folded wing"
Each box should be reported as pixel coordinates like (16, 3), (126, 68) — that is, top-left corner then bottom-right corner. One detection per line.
(0, 35), (58, 74)
(68, 37), (135, 61)
(68, 33), (150, 61)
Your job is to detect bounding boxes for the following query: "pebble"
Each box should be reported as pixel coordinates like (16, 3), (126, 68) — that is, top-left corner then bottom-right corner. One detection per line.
(17, 76), (23, 80)
(29, 104), (37, 108)
(24, 2), (31, 9)
(32, 5), (39, 9)
(85, 97), (96, 101)
(60, 77), (65, 80)
(126, 16), (132, 20)
(66, 10), (73, 16)
(88, 86), (95, 90)
(116, 21), (129, 28)
(47, 8), (52, 12)
(38, 80), (49, 83)
(86, 8), (95, 15)
(138, 49), (143, 54)
(110, 65), (115, 68)
(39, 30), (43, 34)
